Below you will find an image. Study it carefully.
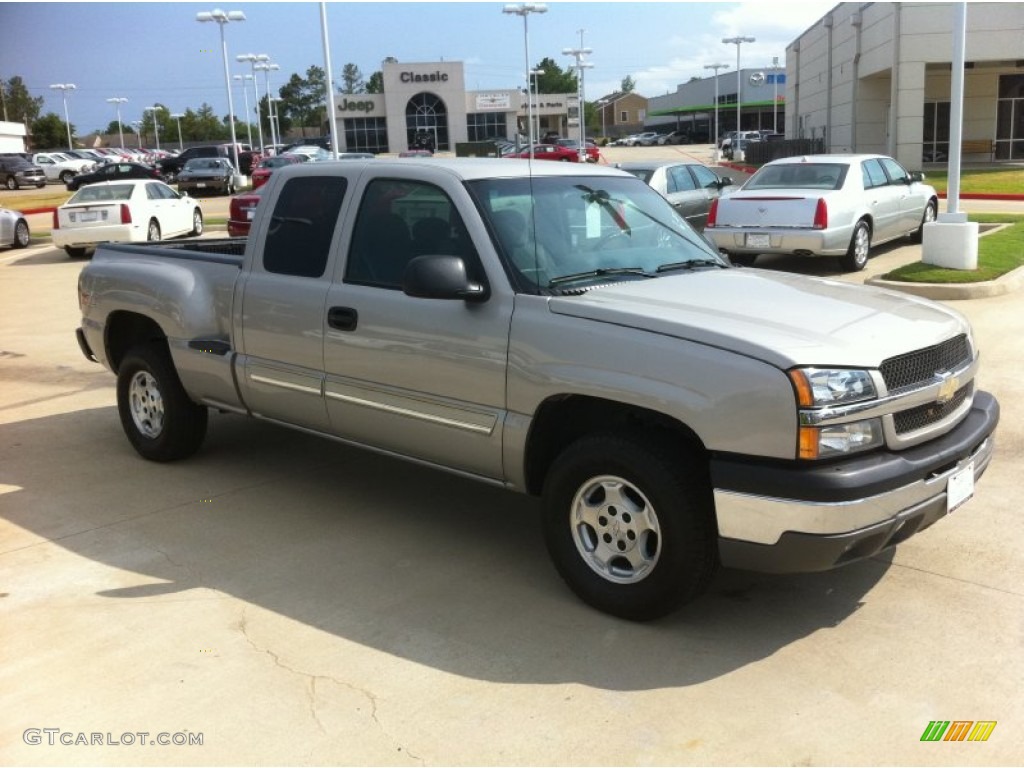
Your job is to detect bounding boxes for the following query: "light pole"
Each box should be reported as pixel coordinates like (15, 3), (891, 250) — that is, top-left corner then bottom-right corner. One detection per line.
(704, 63), (729, 155)
(236, 53), (269, 154)
(131, 120), (143, 149)
(255, 61), (281, 152)
(769, 56), (782, 134)
(530, 68), (544, 146)
(232, 74), (254, 147)
(197, 8), (246, 175)
(49, 83), (76, 150)
(563, 35), (594, 162)
(503, 3), (547, 160)
(170, 113), (185, 152)
(144, 106), (161, 151)
(270, 97), (285, 148)
(723, 36), (755, 137)
(106, 97), (128, 149)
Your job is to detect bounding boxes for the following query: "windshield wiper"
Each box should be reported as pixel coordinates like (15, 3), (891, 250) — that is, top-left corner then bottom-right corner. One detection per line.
(548, 267), (652, 287)
(656, 259), (727, 273)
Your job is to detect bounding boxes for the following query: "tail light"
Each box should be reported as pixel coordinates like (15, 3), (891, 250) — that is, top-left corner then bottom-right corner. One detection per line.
(813, 198), (828, 229)
(52, 210), (60, 230)
(706, 198), (719, 228)
(120, 204), (132, 224)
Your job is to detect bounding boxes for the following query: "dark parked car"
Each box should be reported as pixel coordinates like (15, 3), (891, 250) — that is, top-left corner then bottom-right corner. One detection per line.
(617, 161), (734, 231)
(157, 144), (258, 181)
(175, 158), (237, 196)
(0, 155), (46, 189)
(66, 162), (163, 191)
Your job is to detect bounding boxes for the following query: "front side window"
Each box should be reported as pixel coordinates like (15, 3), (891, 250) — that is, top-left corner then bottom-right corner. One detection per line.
(667, 166), (697, 193)
(862, 159), (888, 189)
(690, 165), (721, 190)
(879, 157), (909, 185)
(263, 176), (347, 278)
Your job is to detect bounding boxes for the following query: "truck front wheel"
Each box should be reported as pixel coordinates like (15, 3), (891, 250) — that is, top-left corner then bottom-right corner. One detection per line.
(117, 344), (208, 461)
(542, 433), (718, 621)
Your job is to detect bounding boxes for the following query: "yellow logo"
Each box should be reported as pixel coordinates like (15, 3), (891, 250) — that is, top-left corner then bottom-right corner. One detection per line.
(935, 374), (959, 405)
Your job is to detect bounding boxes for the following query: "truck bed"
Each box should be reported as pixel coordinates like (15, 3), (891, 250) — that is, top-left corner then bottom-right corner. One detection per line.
(101, 238), (247, 265)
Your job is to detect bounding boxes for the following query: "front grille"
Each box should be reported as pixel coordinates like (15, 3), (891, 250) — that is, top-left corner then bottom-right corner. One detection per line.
(893, 384), (970, 434)
(880, 334), (971, 391)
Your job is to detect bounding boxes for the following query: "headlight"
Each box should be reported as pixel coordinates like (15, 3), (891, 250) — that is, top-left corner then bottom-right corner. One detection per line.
(799, 419), (884, 459)
(788, 367), (876, 407)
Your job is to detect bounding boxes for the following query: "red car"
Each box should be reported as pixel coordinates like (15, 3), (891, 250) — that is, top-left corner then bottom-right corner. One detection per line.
(228, 186), (263, 237)
(556, 138), (602, 163)
(250, 154), (304, 190)
(507, 144), (581, 162)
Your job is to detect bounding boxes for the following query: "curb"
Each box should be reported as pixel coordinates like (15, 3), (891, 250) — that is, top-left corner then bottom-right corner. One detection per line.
(866, 264), (1024, 300)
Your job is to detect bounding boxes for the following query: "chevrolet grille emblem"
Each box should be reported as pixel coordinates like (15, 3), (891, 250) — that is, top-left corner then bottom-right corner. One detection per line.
(935, 374), (959, 405)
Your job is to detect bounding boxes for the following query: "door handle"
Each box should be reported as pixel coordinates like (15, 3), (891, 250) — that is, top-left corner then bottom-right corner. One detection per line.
(328, 306), (358, 331)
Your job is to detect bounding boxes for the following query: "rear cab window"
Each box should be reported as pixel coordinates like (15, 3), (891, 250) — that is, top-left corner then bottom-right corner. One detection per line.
(263, 176), (348, 278)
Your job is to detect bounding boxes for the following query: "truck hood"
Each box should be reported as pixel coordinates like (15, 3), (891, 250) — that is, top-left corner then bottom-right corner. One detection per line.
(547, 269), (968, 370)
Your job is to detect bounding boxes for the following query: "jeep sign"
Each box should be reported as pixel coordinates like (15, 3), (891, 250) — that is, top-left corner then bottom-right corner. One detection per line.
(338, 99), (375, 113)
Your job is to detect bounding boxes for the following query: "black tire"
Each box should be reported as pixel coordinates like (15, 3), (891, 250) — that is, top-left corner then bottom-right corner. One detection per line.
(13, 219), (29, 248)
(60, 170), (75, 185)
(910, 199), (937, 244)
(6, 176), (18, 190)
(840, 219), (871, 271)
(542, 432), (718, 621)
(65, 246), (89, 259)
(190, 208), (204, 236)
(727, 253), (758, 267)
(116, 344), (208, 462)
(147, 219), (161, 242)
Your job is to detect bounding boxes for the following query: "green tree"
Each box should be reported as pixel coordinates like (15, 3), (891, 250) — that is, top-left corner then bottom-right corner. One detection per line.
(621, 75), (636, 93)
(339, 63), (364, 94)
(534, 57), (577, 94)
(279, 66), (326, 137)
(366, 71), (384, 94)
(1, 75), (44, 125)
(31, 112), (73, 149)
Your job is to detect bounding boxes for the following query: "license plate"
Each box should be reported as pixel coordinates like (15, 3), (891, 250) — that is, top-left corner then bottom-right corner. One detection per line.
(197, 182), (207, 188)
(80, 212), (98, 222)
(746, 234), (770, 249)
(947, 461), (975, 513)
(246, 209), (254, 220)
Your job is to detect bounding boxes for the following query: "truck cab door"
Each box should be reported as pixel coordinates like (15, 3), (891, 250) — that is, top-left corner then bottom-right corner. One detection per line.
(321, 175), (512, 481)
(235, 174), (348, 431)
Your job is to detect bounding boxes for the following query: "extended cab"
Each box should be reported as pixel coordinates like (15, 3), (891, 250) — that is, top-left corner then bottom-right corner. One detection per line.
(76, 159), (999, 620)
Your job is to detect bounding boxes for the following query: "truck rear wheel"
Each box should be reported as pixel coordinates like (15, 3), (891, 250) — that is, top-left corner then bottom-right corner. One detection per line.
(117, 344), (208, 461)
(542, 432), (718, 620)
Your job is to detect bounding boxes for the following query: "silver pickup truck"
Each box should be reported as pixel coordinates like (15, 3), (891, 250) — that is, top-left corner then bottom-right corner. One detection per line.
(76, 158), (999, 620)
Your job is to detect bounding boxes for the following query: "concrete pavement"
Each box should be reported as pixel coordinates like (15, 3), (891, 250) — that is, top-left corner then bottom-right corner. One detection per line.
(0, 203), (1021, 764)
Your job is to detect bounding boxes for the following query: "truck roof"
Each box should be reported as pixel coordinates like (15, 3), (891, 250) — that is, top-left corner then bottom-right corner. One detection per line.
(275, 157), (630, 183)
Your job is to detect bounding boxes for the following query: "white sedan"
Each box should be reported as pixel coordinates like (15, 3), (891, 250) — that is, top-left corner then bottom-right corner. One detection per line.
(704, 154), (938, 271)
(52, 179), (204, 258)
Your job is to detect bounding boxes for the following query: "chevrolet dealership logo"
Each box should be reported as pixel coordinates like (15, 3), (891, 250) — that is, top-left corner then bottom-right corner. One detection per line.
(935, 373), (960, 405)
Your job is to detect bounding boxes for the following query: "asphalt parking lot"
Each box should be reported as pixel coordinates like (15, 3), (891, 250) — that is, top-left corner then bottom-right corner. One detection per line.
(1, 149), (1021, 765)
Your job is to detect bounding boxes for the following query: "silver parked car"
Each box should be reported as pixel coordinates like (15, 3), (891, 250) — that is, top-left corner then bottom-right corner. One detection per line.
(0, 205), (31, 249)
(617, 161), (734, 231)
(704, 154), (939, 271)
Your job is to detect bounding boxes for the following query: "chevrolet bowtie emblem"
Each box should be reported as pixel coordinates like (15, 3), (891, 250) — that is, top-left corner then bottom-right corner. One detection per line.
(936, 373), (959, 405)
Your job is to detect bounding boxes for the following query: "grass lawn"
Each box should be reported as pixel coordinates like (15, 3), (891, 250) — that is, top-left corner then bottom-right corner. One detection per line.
(883, 215), (1024, 283)
(922, 167), (1024, 195)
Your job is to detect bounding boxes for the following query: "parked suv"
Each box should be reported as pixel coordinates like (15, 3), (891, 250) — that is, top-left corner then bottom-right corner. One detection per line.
(0, 155), (46, 190)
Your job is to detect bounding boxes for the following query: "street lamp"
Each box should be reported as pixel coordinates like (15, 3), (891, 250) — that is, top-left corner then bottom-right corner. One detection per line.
(232, 74), (254, 147)
(503, 3), (547, 160)
(106, 97), (128, 149)
(270, 97), (285, 148)
(704, 63), (729, 156)
(254, 61), (281, 152)
(131, 120), (143, 148)
(49, 83), (76, 150)
(236, 53), (269, 153)
(170, 113), (185, 152)
(197, 8), (246, 174)
(769, 56), (782, 134)
(563, 37), (594, 162)
(722, 36), (756, 137)
(143, 106), (161, 151)
(530, 69), (544, 147)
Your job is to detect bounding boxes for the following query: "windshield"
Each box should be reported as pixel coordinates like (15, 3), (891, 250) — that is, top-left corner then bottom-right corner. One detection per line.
(744, 162), (848, 191)
(467, 175), (724, 293)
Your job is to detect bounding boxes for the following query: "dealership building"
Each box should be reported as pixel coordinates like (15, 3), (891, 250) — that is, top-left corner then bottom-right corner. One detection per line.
(329, 59), (576, 154)
(785, 1), (1024, 167)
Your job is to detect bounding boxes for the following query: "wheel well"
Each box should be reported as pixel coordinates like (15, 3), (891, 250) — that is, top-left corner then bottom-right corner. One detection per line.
(105, 312), (167, 373)
(523, 395), (707, 496)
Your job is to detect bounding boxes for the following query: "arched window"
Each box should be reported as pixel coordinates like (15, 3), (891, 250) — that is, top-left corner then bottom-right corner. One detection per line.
(405, 93), (449, 152)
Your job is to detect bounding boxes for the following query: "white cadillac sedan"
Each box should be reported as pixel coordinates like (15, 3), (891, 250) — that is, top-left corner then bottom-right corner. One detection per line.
(704, 154), (938, 271)
(52, 179), (204, 258)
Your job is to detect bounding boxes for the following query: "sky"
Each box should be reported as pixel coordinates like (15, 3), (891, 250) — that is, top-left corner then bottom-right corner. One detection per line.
(0, 0), (837, 135)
